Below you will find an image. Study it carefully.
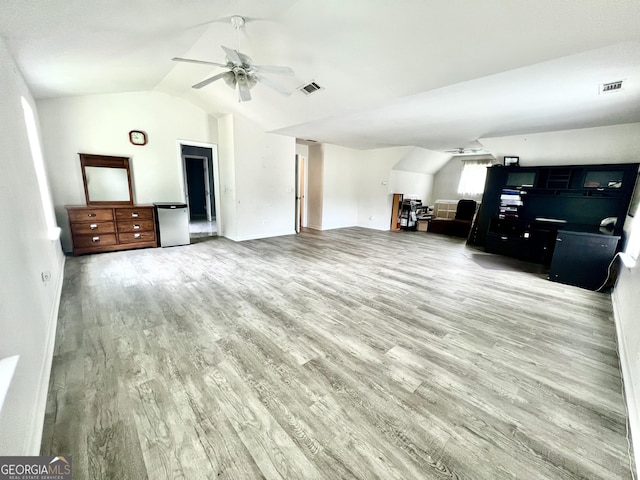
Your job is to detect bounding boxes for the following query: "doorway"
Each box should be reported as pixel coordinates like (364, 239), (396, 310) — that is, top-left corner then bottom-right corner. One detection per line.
(295, 154), (306, 233)
(180, 143), (220, 238)
(184, 156), (211, 220)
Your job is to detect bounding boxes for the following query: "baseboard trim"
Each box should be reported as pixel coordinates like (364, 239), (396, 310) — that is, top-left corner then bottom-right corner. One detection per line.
(234, 230), (296, 242)
(25, 255), (65, 454)
(611, 290), (639, 478)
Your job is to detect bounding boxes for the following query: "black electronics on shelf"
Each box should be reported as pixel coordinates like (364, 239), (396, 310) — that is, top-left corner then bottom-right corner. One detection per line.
(469, 162), (639, 288)
(399, 199), (422, 230)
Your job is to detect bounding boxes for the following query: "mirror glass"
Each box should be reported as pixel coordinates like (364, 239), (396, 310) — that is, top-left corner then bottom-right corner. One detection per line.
(80, 153), (134, 205)
(85, 166), (131, 202)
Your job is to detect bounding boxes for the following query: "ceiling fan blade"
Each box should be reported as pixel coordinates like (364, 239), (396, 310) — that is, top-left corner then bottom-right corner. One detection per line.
(252, 65), (294, 76)
(238, 83), (252, 102)
(255, 75), (292, 96)
(192, 71), (228, 89)
(172, 57), (227, 68)
(221, 45), (243, 65)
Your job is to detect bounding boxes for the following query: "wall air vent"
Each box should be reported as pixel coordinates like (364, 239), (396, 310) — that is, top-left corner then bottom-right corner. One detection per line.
(299, 81), (324, 95)
(599, 80), (624, 94)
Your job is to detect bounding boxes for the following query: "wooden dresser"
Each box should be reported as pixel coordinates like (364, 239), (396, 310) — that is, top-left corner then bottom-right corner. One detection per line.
(66, 205), (158, 256)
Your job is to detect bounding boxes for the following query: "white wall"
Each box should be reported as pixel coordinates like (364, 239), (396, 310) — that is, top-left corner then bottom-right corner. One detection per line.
(321, 144), (361, 230)
(295, 143), (309, 158)
(231, 115), (296, 241)
(359, 147), (434, 230)
(612, 210), (640, 474)
(389, 170), (434, 203)
(480, 123), (640, 166)
(306, 144), (324, 229)
(0, 38), (65, 455)
(37, 92), (217, 252)
(217, 115), (237, 239)
(305, 144), (436, 230)
(392, 147), (451, 175)
(613, 261), (640, 475)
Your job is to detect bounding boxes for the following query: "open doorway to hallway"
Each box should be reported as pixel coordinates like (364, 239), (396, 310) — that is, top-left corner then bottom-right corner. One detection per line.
(180, 143), (220, 239)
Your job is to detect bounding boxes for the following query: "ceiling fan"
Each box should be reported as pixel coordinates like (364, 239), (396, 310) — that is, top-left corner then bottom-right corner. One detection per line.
(172, 16), (294, 102)
(445, 147), (487, 154)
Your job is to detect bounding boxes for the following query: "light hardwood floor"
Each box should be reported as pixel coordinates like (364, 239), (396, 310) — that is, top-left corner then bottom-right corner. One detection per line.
(41, 227), (634, 479)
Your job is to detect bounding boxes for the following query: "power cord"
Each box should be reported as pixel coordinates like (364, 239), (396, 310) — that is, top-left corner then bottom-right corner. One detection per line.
(596, 252), (623, 292)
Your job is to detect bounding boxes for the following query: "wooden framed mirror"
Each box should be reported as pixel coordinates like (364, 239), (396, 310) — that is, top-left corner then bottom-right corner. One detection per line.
(79, 153), (134, 206)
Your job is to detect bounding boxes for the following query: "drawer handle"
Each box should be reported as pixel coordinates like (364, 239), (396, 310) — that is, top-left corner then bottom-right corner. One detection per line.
(90, 224), (98, 230)
(133, 224), (141, 230)
(87, 213), (97, 217)
(131, 212), (139, 218)
(92, 236), (100, 243)
(134, 233), (141, 239)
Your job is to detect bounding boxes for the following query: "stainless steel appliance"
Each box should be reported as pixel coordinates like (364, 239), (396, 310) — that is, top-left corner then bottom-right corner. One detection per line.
(154, 202), (190, 247)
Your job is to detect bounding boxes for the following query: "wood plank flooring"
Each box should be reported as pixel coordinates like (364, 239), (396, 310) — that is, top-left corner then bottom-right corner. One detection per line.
(41, 227), (635, 479)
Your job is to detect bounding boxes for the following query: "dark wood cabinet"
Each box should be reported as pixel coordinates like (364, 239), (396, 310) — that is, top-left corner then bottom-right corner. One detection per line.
(66, 205), (158, 255)
(548, 231), (619, 290)
(469, 162), (638, 288)
(471, 163), (638, 248)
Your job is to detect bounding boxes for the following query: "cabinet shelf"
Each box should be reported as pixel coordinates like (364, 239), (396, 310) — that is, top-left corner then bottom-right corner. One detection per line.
(470, 162), (639, 276)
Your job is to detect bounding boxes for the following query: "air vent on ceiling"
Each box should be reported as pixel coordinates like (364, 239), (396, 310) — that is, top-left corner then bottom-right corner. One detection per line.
(599, 80), (623, 94)
(299, 81), (324, 95)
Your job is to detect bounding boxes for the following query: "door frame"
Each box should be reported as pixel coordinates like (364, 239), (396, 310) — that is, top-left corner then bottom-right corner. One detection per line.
(182, 154), (211, 221)
(295, 154), (307, 232)
(176, 140), (221, 235)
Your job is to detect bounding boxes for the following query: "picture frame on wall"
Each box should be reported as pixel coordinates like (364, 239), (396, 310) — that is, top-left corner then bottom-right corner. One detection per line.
(504, 156), (520, 166)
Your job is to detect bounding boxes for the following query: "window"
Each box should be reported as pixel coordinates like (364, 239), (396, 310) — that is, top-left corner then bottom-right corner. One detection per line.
(21, 96), (60, 240)
(457, 159), (493, 196)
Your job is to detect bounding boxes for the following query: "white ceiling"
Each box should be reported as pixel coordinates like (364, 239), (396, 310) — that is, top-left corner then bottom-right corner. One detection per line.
(1, 0), (639, 152)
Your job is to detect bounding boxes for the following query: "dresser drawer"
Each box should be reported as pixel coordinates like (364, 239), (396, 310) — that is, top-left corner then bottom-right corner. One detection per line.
(115, 208), (154, 220)
(68, 208), (114, 223)
(71, 221), (115, 235)
(72, 234), (118, 248)
(118, 231), (156, 244)
(117, 219), (155, 233)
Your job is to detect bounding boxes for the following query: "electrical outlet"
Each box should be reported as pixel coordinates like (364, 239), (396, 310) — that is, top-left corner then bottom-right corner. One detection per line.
(41, 271), (51, 282)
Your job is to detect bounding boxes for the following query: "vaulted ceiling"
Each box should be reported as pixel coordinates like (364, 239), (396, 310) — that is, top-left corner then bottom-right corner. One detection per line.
(1, 0), (639, 152)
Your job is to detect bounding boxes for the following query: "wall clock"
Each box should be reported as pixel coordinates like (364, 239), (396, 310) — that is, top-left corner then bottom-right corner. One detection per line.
(129, 130), (147, 146)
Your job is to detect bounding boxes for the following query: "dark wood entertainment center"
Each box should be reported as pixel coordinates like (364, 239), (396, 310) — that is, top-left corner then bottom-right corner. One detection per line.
(469, 163), (639, 289)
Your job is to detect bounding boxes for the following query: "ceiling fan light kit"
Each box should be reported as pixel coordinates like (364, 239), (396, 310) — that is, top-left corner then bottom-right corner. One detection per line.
(172, 15), (294, 102)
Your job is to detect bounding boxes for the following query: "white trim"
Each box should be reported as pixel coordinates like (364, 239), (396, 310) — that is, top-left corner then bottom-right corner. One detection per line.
(312, 224), (357, 231)
(176, 140), (222, 236)
(611, 289), (640, 479)
(182, 154), (211, 221)
(233, 230), (296, 242)
(26, 255), (65, 454)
